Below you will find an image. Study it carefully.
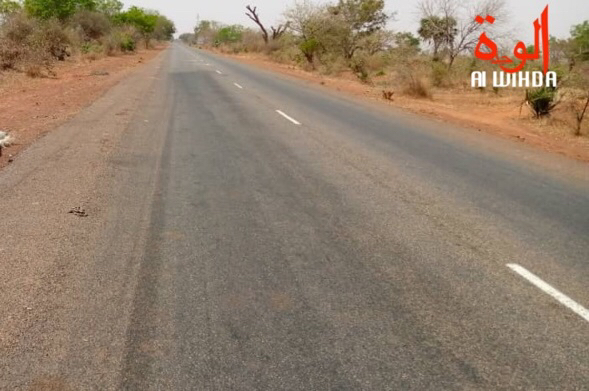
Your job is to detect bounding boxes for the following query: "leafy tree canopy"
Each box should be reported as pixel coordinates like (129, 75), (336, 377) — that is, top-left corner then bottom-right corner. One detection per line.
(0, 0), (21, 14)
(216, 25), (243, 44)
(24, 0), (96, 21)
(328, 0), (388, 34)
(154, 14), (176, 41)
(115, 6), (158, 35)
(571, 20), (589, 61)
(95, 0), (122, 17)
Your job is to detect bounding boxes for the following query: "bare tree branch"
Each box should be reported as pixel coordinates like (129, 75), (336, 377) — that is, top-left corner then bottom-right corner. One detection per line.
(246, 5), (269, 44)
(271, 23), (290, 40)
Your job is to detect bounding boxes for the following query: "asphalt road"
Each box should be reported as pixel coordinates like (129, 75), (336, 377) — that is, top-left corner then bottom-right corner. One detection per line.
(0, 43), (588, 390)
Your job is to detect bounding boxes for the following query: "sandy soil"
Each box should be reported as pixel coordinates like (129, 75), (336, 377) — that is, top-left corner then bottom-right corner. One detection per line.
(215, 51), (589, 163)
(0, 46), (166, 169)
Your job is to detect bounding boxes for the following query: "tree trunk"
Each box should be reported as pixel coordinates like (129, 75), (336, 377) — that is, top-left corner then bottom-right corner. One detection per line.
(246, 5), (269, 44)
(575, 95), (589, 136)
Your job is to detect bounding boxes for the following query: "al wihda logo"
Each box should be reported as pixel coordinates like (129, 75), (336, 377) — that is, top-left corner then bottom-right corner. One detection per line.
(471, 5), (557, 88)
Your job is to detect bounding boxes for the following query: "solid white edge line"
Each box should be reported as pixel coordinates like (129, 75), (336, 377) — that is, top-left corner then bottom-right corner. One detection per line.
(233, 83), (243, 89)
(507, 263), (589, 322)
(276, 110), (301, 125)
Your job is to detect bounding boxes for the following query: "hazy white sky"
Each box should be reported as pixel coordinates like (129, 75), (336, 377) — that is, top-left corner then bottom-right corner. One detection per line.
(123, 0), (588, 41)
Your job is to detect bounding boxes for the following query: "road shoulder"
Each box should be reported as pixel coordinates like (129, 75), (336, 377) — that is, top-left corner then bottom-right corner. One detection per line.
(0, 46), (167, 169)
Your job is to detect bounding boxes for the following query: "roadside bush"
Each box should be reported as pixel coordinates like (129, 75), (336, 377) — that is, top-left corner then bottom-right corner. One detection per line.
(34, 18), (71, 61)
(118, 33), (136, 52)
(270, 42), (299, 65)
(264, 36), (284, 54)
(363, 52), (389, 73)
(3, 11), (34, 42)
(1, 12), (45, 72)
(80, 41), (102, 54)
(350, 56), (370, 83)
(71, 10), (111, 41)
(431, 61), (450, 87)
(0, 39), (23, 69)
(525, 87), (560, 118)
(0, 3), (174, 77)
(299, 37), (319, 66)
(0, 10), (77, 75)
(403, 76), (431, 98)
(100, 33), (118, 55)
(241, 29), (265, 53)
(101, 26), (138, 55)
(394, 56), (432, 98)
(265, 34), (300, 64)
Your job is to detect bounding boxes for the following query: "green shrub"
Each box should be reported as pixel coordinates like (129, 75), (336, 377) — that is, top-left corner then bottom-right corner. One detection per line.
(114, 6), (157, 49)
(525, 87), (560, 118)
(24, 0), (95, 21)
(216, 25), (242, 44)
(80, 41), (102, 53)
(119, 33), (135, 52)
(350, 56), (369, 83)
(99, 26), (137, 55)
(299, 38), (319, 65)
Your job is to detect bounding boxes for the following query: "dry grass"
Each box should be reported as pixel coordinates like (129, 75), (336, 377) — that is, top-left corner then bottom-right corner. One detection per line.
(24, 64), (43, 78)
(403, 76), (431, 99)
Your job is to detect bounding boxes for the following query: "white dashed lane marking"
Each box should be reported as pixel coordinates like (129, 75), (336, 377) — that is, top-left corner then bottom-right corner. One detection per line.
(507, 263), (589, 323)
(276, 110), (301, 125)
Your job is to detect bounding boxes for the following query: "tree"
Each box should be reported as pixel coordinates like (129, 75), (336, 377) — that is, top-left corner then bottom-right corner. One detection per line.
(550, 36), (575, 70)
(418, 16), (456, 61)
(418, 0), (508, 69)
(179, 33), (195, 44)
(327, 0), (390, 59)
(115, 6), (158, 48)
(571, 21), (589, 64)
(95, 0), (122, 17)
(574, 90), (589, 135)
(395, 32), (420, 50)
(24, 0), (96, 21)
(393, 31), (420, 58)
(245, 5), (268, 44)
(568, 63), (589, 135)
(329, 0), (388, 33)
(284, 1), (326, 65)
(245, 5), (287, 44)
(285, 0), (392, 68)
(154, 15), (176, 41)
(216, 25), (243, 45)
(0, 0), (21, 15)
(194, 19), (220, 46)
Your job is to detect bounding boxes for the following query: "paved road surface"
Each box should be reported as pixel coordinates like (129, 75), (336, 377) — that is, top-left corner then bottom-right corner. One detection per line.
(0, 43), (588, 390)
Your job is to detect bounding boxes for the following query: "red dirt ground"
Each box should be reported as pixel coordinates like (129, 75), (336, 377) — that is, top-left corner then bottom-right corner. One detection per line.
(0, 46), (165, 169)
